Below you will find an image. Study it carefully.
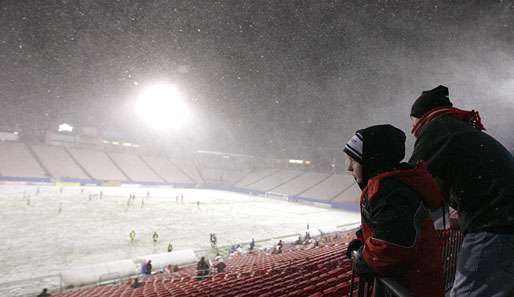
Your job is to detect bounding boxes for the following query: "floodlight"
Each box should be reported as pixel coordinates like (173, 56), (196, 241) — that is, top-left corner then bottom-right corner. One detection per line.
(135, 83), (191, 131)
(58, 123), (73, 132)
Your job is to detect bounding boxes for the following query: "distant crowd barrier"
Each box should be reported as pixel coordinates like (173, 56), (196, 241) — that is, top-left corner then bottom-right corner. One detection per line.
(60, 250), (196, 288)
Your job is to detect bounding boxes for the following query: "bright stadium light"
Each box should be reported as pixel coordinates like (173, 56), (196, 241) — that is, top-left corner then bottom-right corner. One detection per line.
(135, 83), (191, 131)
(58, 123), (73, 132)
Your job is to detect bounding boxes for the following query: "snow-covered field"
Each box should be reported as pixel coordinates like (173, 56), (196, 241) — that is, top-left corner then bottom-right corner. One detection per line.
(0, 185), (359, 297)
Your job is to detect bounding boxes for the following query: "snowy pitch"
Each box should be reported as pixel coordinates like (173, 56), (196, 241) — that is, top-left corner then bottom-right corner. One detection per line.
(0, 185), (359, 296)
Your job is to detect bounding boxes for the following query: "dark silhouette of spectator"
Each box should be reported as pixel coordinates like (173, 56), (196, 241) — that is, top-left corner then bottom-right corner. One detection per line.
(130, 277), (143, 288)
(344, 124), (444, 297)
(37, 288), (51, 297)
(276, 240), (283, 253)
(196, 257), (210, 280)
(409, 85), (514, 296)
(215, 259), (226, 273)
(141, 260), (152, 275)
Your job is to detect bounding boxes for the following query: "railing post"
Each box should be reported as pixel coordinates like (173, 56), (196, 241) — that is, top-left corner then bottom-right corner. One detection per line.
(377, 277), (415, 297)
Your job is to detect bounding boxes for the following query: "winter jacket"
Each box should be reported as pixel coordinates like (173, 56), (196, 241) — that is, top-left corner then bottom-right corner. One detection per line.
(410, 114), (514, 234)
(360, 163), (444, 297)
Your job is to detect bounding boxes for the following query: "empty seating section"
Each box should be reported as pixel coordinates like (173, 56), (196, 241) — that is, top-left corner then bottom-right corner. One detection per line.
(200, 167), (225, 183)
(332, 182), (360, 203)
(0, 142), (46, 178)
(222, 169), (252, 185)
(234, 168), (278, 188)
(272, 172), (329, 196)
(108, 152), (163, 183)
(31, 145), (89, 179)
(56, 230), (357, 297)
(170, 159), (202, 184)
(141, 156), (193, 184)
(246, 170), (303, 192)
(68, 148), (127, 181)
(301, 174), (355, 201)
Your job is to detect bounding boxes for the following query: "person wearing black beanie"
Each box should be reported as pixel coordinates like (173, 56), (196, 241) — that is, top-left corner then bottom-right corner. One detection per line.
(409, 86), (514, 297)
(410, 85), (452, 118)
(343, 124), (444, 297)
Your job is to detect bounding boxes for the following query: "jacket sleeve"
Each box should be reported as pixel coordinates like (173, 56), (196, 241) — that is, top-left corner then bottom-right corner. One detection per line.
(362, 185), (424, 276)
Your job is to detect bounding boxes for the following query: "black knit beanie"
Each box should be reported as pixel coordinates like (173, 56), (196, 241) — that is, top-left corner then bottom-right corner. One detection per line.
(410, 85), (453, 118)
(344, 124), (406, 188)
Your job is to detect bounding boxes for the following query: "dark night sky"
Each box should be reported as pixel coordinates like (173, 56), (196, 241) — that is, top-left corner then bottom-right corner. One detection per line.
(1, 0), (513, 160)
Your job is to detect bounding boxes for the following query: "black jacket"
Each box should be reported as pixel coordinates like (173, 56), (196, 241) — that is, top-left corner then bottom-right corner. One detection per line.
(410, 114), (514, 234)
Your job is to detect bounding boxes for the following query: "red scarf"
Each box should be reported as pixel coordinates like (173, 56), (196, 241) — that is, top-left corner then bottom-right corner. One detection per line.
(412, 106), (485, 137)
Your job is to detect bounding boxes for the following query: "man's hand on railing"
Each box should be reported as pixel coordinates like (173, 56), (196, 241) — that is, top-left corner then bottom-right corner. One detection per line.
(346, 239), (363, 259)
(351, 249), (373, 280)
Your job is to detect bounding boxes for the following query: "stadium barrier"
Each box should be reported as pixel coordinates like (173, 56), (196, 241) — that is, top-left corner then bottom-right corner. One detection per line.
(0, 176), (52, 184)
(438, 228), (464, 293)
(60, 250), (196, 288)
(352, 228), (464, 297)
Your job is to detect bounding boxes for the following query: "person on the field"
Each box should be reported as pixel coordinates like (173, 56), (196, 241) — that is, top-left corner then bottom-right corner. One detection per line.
(344, 124), (444, 297)
(167, 242), (173, 252)
(210, 233), (217, 247)
(129, 230), (136, 242)
(409, 85), (514, 297)
(249, 238), (255, 250)
(152, 232), (159, 243)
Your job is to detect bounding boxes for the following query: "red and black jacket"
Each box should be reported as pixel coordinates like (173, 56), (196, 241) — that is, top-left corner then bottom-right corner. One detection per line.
(359, 163), (444, 297)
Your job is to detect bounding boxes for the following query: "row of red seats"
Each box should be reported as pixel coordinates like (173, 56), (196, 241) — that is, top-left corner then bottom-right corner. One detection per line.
(56, 230), (358, 297)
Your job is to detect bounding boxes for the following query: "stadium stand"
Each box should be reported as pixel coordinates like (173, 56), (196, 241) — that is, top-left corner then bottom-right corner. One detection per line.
(271, 172), (330, 196)
(331, 182), (361, 203)
(140, 155), (194, 185)
(245, 170), (304, 192)
(108, 152), (164, 183)
(31, 144), (89, 180)
(234, 168), (279, 188)
(0, 142), (47, 178)
(300, 174), (355, 201)
(199, 167), (225, 184)
(67, 148), (128, 181)
(221, 169), (252, 186)
(170, 159), (204, 184)
(53, 228), (464, 297)
(54, 230), (356, 297)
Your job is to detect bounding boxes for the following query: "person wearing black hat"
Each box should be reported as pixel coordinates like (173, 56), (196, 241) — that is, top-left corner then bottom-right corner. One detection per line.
(37, 288), (51, 297)
(344, 124), (444, 297)
(409, 85), (514, 297)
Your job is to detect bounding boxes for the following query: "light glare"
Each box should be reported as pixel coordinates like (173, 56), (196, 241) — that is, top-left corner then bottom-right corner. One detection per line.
(135, 83), (190, 131)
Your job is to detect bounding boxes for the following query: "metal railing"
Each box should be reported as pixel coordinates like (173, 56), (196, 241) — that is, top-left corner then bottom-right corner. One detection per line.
(350, 276), (415, 297)
(378, 277), (415, 297)
(349, 228), (464, 297)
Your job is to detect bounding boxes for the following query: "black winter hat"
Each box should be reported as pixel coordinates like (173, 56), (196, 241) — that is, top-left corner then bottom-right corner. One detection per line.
(410, 85), (452, 118)
(344, 124), (406, 187)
